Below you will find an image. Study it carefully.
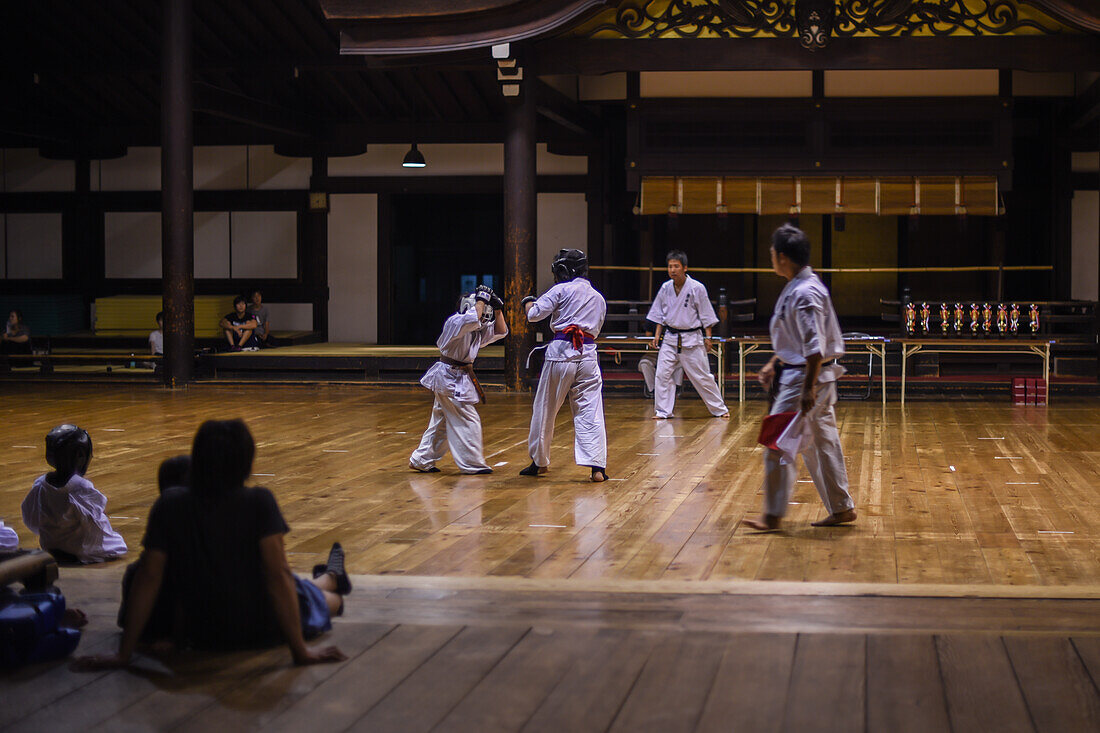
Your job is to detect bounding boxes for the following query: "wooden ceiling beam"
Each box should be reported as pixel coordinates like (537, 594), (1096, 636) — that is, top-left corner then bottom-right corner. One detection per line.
(193, 82), (315, 137)
(1071, 75), (1100, 130)
(535, 79), (600, 137)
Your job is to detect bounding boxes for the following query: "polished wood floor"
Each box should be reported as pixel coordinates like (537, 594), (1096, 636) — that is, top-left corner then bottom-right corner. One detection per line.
(2, 383), (1100, 587)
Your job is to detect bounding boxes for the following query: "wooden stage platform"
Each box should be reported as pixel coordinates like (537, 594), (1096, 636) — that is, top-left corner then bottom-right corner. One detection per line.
(2, 383), (1099, 730)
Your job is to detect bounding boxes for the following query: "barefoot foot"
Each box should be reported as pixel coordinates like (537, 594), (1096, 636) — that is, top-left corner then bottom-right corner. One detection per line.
(811, 509), (858, 527)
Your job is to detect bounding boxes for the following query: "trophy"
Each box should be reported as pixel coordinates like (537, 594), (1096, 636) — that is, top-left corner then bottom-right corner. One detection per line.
(953, 303), (965, 336)
(969, 303), (980, 336)
(1030, 304), (1040, 335)
(940, 303), (950, 335)
(904, 302), (917, 336)
(1009, 303), (1020, 335)
(982, 303), (992, 335)
(996, 303), (1007, 336)
(920, 302), (931, 334)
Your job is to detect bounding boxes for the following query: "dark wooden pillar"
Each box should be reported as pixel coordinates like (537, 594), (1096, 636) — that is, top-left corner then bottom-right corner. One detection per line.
(503, 75), (537, 391)
(161, 0), (194, 386)
(305, 156), (329, 338)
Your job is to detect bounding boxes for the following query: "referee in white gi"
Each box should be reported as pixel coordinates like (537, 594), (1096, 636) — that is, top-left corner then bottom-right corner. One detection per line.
(646, 250), (729, 420)
(744, 224), (857, 531)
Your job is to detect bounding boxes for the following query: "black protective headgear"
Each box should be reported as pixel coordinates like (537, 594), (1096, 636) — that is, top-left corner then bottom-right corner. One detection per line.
(551, 249), (588, 283)
(45, 424), (93, 478)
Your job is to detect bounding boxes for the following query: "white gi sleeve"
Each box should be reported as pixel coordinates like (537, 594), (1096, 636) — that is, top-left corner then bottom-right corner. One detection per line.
(527, 287), (561, 322)
(794, 292), (825, 359)
(0, 520), (18, 551)
(479, 318), (508, 346)
(437, 311), (481, 351)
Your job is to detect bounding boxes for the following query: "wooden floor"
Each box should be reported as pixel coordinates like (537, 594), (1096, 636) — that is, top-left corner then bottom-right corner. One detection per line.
(3, 569), (1100, 732)
(4, 383), (1100, 730)
(2, 383), (1099, 587)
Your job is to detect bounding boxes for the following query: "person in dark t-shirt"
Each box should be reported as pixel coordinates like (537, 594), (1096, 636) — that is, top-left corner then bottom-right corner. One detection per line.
(220, 295), (260, 351)
(76, 419), (351, 669)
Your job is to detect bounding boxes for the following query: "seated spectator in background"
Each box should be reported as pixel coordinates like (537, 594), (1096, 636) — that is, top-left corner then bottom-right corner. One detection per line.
(0, 518), (18, 551)
(77, 419), (350, 670)
(116, 454), (190, 644)
(220, 296), (260, 352)
(21, 424), (127, 564)
(1, 309), (32, 355)
(149, 311), (164, 356)
(247, 289), (276, 348)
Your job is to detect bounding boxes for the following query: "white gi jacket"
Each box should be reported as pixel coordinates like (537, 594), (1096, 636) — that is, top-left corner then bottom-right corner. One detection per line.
(527, 278), (607, 362)
(22, 474), (127, 563)
(646, 275), (719, 349)
(419, 310), (507, 404)
(770, 266), (845, 384)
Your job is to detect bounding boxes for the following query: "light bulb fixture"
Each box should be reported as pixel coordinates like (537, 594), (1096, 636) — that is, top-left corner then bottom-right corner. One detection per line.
(402, 143), (426, 168)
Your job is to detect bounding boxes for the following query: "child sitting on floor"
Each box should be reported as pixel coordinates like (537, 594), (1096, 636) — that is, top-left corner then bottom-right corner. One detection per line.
(21, 424), (127, 564)
(116, 454), (191, 643)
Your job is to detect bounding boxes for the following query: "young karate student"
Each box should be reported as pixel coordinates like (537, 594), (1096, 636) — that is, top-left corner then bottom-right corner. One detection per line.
(21, 424), (128, 563)
(646, 250), (729, 420)
(744, 224), (857, 531)
(409, 285), (508, 474)
(520, 249), (609, 482)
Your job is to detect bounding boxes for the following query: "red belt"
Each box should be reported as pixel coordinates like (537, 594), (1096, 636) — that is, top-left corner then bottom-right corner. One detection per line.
(553, 325), (595, 351)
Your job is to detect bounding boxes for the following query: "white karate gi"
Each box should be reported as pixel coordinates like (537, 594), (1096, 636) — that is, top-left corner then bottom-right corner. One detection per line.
(21, 474), (127, 563)
(526, 278), (608, 469)
(0, 519), (18, 551)
(410, 309), (507, 473)
(762, 266), (854, 518)
(646, 275), (727, 418)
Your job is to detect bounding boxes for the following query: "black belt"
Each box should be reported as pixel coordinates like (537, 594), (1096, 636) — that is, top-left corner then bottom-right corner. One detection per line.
(769, 359), (837, 406)
(659, 325), (705, 354)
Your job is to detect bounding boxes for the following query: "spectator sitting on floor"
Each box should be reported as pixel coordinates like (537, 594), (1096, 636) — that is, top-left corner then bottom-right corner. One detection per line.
(21, 424), (128, 564)
(220, 296), (260, 352)
(248, 289), (280, 348)
(116, 454), (190, 645)
(149, 311), (164, 356)
(75, 419), (350, 670)
(1, 309), (32, 355)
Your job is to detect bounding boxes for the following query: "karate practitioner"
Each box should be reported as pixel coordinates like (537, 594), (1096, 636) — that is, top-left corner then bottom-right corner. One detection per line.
(744, 224), (857, 531)
(409, 285), (507, 474)
(22, 424), (128, 563)
(646, 250), (729, 419)
(520, 249), (609, 482)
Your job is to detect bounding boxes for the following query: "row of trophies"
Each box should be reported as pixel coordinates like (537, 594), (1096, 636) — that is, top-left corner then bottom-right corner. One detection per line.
(904, 302), (1040, 337)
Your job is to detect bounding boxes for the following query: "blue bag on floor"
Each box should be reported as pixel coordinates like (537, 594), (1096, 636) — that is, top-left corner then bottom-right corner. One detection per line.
(0, 590), (82, 669)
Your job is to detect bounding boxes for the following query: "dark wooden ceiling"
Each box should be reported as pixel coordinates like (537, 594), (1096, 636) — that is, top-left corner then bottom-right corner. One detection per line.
(0, 0), (577, 154)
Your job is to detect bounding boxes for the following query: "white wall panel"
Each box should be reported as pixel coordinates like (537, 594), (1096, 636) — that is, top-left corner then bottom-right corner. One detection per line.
(105, 212), (161, 278)
(1071, 191), (1099, 301)
(6, 213), (63, 278)
(642, 71), (812, 98)
(328, 194), (377, 342)
(249, 146), (311, 189)
(328, 144), (585, 176)
(537, 194), (588, 294)
(2, 149), (73, 192)
(230, 211), (297, 279)
(264, 302), (313, 331)
(825, 69), (999, 97)
(194, 146), (247, 190)
(100, 147), (161, 191)
(194, 211), (231, 278)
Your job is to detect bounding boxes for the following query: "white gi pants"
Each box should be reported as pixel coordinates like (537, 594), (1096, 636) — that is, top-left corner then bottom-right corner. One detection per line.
(410, 393), (491, 473)
(762, 379), (854, 517)
(655, 342), (727, 418)
(528, 358), (607, 469)
(639, 354), (682, 392)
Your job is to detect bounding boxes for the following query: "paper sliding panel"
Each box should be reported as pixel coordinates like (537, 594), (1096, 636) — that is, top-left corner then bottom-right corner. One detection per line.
(839, 178), (878, 214)
(760, 178), (798, 215)
(879, 177), (917, 215)
(681, 177), (718, 214)
(722, 178), (758, 213)
(962, 177), (998, 215)
(640, 177), (676, 215)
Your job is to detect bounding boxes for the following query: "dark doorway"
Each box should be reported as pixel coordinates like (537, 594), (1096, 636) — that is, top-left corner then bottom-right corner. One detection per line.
(388, 194), (504, 344)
